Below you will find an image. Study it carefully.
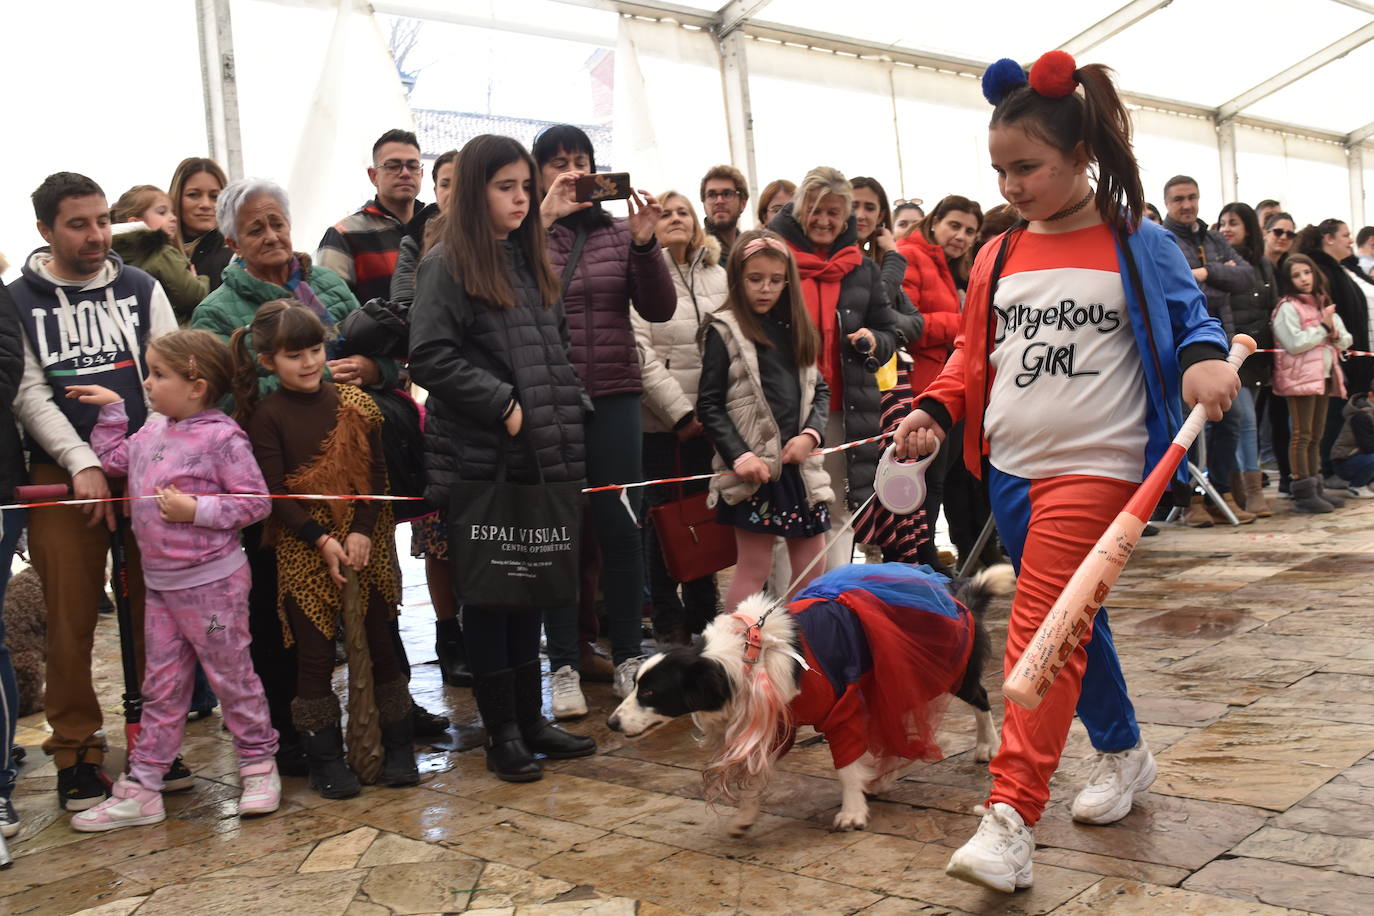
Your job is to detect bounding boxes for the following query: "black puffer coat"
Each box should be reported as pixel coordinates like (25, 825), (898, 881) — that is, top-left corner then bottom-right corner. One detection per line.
(0, 283), (24, 499)
(408, 240), (590, 507)
(1228, 255), (1276, 388)
(768, 204), (899, 509)
(1308, 247), (1372, 392)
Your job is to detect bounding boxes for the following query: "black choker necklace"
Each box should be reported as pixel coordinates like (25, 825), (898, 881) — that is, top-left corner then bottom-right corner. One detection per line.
(1046, 190), (1094, 222)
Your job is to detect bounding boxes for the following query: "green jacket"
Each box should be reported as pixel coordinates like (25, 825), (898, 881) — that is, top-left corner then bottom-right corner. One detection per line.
(191, 255), (400, 398)
(111, 227), (209, 324)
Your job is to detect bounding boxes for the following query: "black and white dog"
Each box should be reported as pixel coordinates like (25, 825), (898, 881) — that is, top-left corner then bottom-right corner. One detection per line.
(609, 563), (1013, 834)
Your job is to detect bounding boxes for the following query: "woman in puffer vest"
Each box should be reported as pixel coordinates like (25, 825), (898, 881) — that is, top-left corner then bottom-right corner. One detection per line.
(1272, 253), (1351, 513)
(633, 192), (727, 648)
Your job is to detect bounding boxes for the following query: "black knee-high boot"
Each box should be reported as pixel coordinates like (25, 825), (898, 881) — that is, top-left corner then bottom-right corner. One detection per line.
(292, 695), (360, 799)
(472, 668), (542, 782)
(514, 660), (596, 759)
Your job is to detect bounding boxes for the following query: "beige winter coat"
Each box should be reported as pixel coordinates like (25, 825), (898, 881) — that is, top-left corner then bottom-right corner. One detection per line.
(704, 309), (833, 509)
(633, 240), (728, 433)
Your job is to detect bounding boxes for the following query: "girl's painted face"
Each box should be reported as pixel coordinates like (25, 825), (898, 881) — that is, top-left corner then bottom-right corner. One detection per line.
(1290, 263), (1315, 294)
(539, 147), (591, 198)
(657, 197), (694, 247)
(262, 342), (325, 393)
(851, 187), (883, 243)
(139, 194), (178, 241)
(933, 210), (979, 260)
(989, 123), (1087, 224)
(487, 159), (533, 240)
(803, 192), (848, 250)
(742, 253), (789, 314)
(142, 347), (205, 420)
(434, 161), (455, 213)
(1268, 219), (1296, 254)
(1218, 211), (1246, 249)
(180, 171), (222, 236)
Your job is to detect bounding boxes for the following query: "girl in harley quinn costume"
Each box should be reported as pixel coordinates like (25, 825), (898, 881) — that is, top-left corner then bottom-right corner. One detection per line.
(895, 51), (1237, 893)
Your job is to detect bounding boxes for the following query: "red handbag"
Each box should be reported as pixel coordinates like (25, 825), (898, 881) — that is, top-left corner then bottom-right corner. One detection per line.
(648, 447), (736, 583)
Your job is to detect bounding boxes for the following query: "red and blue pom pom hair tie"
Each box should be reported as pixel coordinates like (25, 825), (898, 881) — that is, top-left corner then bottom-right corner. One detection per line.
(981, 50), (1079, 105)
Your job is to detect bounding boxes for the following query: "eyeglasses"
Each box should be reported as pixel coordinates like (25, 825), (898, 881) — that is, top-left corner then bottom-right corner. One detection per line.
(1269, 228), (1296, 239)
(705, 188), (739, 201)
(766, 204), (786, 217)
(377, 160), (423, 175)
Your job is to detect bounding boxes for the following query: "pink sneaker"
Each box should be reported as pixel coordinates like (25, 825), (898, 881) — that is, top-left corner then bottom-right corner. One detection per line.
(70, 777), (165, 832)
(238, 759), (281, 816)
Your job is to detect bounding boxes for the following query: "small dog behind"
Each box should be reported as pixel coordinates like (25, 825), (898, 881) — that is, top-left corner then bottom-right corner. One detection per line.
(4, 567), (47, 716)
(610, 563), (1013, 834)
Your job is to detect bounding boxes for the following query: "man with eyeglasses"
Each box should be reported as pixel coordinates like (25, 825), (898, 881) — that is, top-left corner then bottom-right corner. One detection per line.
(699, 164), (749, 259)
(316, 128), (426, 303)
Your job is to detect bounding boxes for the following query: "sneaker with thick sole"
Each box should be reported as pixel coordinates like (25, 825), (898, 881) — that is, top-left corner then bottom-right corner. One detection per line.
(163, 756), (195, 792)
(550, 665), (588, 719)
(0, 797), (19, 838)
(945, 802), (1034, 893)
(57, 756), (111, 812)
(1071, 740), (1157, 825)
(237, 759), (281, 816)
(71, 777), (165, 832)
(613, 656), (647, 699)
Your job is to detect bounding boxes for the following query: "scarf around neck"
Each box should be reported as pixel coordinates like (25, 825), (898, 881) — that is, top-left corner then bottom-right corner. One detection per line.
(791, 243), (863, 408)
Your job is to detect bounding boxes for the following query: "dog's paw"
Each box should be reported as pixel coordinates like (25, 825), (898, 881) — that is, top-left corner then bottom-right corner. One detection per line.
(831, 806), (869, 831)
(727, 819), (755, 838)
(974, 737), (999, 764)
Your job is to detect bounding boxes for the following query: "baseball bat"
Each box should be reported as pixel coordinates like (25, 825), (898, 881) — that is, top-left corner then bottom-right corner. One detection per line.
(1003, 334), (1255, 710)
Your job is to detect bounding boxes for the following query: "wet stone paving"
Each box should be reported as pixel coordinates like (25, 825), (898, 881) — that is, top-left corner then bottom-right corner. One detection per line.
(6, 489), (1374, 915)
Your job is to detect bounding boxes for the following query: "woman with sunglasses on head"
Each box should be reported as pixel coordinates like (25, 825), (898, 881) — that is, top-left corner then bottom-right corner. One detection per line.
(1256, 211), (1299, 494)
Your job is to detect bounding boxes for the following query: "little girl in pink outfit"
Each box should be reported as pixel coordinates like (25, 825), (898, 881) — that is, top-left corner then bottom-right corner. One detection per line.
(65, 329), (278, 831)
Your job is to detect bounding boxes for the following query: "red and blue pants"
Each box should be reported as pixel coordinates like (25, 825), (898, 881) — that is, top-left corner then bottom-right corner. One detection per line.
(985, 469), (1142, 826)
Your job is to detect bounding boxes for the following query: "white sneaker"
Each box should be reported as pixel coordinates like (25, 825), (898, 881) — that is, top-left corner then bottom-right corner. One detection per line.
(1071, 740), (1157, 825)
(613, 656), (646, 699)
(551, 665), (588, 719)
(945, 803), (1033, 893)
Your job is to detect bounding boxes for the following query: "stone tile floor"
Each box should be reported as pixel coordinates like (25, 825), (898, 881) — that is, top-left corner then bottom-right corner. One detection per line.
(5, 487), (1374, 914)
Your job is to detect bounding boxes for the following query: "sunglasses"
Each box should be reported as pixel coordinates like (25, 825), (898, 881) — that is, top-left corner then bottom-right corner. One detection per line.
(1269, 228), (1296, 239)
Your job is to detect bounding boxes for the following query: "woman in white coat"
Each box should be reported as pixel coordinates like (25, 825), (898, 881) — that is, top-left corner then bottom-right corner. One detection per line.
(633, 191), (728, 647)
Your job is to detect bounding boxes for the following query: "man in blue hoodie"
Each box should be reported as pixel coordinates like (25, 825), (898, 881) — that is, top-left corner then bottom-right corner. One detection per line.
(9, 172), (177, 812)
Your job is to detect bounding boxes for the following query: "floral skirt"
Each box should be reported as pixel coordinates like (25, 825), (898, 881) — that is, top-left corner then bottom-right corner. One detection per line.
(409, 512), (449, 561)
(716, 464), (831, 538)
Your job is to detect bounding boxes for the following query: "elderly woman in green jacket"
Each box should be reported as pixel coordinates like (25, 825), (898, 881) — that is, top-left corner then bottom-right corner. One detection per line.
(191, 178), (400, 397)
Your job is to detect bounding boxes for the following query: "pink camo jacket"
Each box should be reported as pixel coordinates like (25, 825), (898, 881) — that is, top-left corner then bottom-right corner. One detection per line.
(92, 402), (271, 590)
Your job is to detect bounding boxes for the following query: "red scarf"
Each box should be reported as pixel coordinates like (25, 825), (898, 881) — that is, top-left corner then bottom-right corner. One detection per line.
(792, 243), (863, 410)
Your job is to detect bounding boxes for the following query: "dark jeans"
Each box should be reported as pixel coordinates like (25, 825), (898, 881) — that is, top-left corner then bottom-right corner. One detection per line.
(0, 509), (24, 798)
(1256, 387), (1291, 484)
(545, 393), (645, 668)
(642, 432), (719, 637)
(1337, 453), (1374, 488)
(244, 524), (297, 741)
(924, 420), (963, 547)
(1203, 399), (1242, 493)
(462, 608), (543, 676)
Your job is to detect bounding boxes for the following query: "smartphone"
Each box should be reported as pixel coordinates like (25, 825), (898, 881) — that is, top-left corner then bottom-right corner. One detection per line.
(574, 172), (633, 203)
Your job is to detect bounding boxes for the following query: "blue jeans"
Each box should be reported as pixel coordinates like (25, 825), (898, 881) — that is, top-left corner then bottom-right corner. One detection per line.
(1204, 399), (1243, 493)
(0, 509), (25, 798)
(1336, 453), (1374, 488)
(1232, 387), (1259, 473)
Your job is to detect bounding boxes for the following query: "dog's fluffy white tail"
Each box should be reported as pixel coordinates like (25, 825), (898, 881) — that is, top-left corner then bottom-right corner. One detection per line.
(971, 563), (1016, 598)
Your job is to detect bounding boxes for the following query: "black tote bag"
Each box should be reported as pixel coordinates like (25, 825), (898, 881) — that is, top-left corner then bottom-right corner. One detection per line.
(449, 436), (582, 610)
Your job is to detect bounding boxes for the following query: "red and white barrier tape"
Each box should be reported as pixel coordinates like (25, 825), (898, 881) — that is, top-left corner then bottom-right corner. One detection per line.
(0, 430), (895, 511)
(1255, 348), (1374, 358)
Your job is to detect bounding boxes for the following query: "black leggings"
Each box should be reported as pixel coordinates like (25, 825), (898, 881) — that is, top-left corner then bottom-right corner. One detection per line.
(288, 593), (402, 700)
(462, 608), (543, 676)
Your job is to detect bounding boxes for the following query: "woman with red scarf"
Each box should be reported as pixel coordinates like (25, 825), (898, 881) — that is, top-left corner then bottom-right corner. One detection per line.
(768, 167), (899, 569)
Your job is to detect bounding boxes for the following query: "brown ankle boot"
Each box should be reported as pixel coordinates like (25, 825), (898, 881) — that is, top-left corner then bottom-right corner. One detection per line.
(1229, 472), (1247, 510)
(1242, 471), (1271, 517)
(1183, 494), (1214, 528)
(1206, 492), (1256, 525)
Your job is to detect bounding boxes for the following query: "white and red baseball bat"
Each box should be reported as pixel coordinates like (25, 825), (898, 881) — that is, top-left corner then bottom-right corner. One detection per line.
(1003, 334), (1255, 710)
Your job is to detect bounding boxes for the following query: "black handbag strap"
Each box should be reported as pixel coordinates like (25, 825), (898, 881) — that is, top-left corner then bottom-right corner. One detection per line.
(560, 227), (589, 301)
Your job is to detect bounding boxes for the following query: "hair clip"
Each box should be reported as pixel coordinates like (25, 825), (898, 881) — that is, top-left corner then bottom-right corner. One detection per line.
(1029, 50), (1079, 99)
(187, 354), (199, 379)
(982, 58), (1028, 106)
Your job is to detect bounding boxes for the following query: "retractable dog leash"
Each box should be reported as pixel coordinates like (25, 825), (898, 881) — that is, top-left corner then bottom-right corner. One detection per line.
(874, 440), (940, 516)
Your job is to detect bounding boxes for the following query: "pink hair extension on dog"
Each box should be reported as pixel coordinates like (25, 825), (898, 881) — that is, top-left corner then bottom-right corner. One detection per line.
(702, 623), (794, 804)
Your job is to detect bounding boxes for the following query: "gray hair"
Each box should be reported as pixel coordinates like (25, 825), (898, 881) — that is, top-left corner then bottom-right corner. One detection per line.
(216, 178), (291, 242)
(794, 166), (852, 226)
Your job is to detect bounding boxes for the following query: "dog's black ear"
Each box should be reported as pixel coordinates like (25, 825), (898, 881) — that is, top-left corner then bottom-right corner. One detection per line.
(682, 657), (733, 712)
